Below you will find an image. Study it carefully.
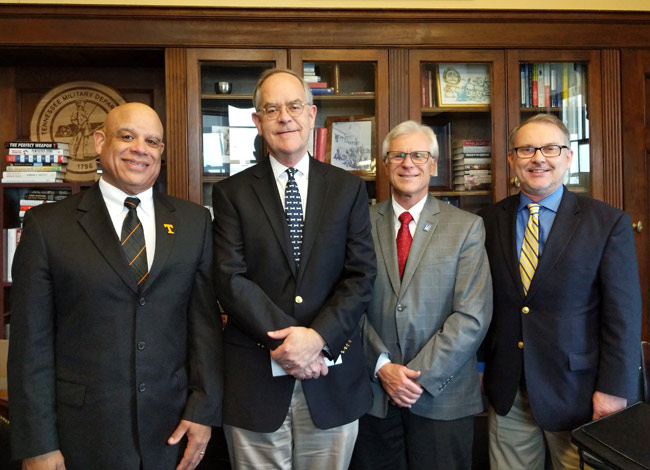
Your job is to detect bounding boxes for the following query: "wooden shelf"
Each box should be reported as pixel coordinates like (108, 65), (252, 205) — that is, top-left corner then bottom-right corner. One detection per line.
(422, 106), (491, 115)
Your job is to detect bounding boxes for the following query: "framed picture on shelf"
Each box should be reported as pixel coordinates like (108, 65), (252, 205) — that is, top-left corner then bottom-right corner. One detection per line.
(436, 63), (491, 107)
(429, 122), (452, 190)
(325, 115), (376, 178)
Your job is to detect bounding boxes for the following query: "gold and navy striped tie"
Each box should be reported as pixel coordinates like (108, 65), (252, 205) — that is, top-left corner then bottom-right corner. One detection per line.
(519, 203), (540, 295)
(121, 197), (148, 286)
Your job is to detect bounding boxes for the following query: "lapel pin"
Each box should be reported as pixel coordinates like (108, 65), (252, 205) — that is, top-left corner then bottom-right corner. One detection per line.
(424, 223), (431, 232)
(163, 223), (174, 234)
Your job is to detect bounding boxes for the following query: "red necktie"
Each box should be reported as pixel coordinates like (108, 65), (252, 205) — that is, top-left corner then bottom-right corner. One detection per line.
(396, 211), (413, 278)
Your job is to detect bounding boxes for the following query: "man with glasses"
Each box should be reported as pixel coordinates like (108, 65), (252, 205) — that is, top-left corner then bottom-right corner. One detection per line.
(351, 120), (492, 470)
(479, 113), (642, 469)
(212, 68), (376, 469)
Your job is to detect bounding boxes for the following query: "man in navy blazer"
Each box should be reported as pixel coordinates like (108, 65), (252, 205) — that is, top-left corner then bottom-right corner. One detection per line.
(212, 69), (376, 469)
(479, 114), (642, 469)
(8, 103), (223, 470)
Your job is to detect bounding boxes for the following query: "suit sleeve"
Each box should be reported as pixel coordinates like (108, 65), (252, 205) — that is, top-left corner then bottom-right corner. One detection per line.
(595, 211), (642, 400)
(212, 182), (298, 349)
(182, 208), (224, 425)
(360, 314), (390, 379)
(7, 210), (60, 459)
(308, 178), (377, 357)
(406, 216), (493, 397)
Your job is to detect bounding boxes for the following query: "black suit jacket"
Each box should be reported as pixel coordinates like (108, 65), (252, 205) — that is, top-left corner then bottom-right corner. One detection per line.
(479, 188), (642, 432)
(213, 157), (376, 432)
(8, 183), (223, 470)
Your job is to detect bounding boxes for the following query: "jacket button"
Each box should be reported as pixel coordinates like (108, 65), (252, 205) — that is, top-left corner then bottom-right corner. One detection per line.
(397, 304), (404, 312)
(137, 341), (146, 350)
(139, 297), (146, 306)
(517, 341), (524, 349)
(521, 306), (529, 314)
(138, 383), (146, 392)
(295, 296), (303, 304)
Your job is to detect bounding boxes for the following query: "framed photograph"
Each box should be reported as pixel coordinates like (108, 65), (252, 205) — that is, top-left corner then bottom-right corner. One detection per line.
(325, 115), (376, 178)
(429, 122), (452, 190)
(436, 63), (491, 107)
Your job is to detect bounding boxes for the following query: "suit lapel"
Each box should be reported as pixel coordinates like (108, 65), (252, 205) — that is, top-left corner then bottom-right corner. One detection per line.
(251, 158), (297, 277)
(525, 189), (580, 300)
(143, 193), (177, 291)
(77, 184), (140, 295)
(498, 195), (524, 298)
(299, 158), (328, 280)
(400, 195), (439, 294)
(375, 201), (401, 297)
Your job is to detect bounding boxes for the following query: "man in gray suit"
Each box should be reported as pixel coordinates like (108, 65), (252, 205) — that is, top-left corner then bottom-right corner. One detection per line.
(351, 120), (492, 470)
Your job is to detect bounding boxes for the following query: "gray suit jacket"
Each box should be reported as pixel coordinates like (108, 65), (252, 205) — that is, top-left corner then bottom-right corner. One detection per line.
(363, 195), (492, 420)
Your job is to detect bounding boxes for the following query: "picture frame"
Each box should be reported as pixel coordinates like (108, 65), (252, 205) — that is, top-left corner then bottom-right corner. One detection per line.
(325, 115), (376, 178)
(436, 63), (491, 107)
(429, 122), (452, 190)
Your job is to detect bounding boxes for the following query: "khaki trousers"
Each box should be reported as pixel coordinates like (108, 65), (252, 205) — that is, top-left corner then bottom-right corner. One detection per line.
(224, 381), (358, 470)
(488, 388), (589, 470)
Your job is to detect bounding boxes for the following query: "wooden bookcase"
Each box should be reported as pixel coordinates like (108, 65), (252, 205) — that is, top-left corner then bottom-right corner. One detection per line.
(0, 6), (648, 341)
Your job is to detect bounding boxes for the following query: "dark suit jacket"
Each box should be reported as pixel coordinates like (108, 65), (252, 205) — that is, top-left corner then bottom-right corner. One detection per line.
(212, 156), (376, 433)
(8, 183), (223, 470)
(479, 188), (642, 432)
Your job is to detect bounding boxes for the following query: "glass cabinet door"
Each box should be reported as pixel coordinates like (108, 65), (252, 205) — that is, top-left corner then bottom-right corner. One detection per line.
(290, 49), (389, 202)
(186, 49), (287, 206)
(507, 51), (602, 200)
(409, 50), (507, 213)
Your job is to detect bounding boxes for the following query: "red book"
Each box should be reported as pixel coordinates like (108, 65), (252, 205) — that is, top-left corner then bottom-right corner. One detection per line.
(316, 128), (327, 162)
(308, 82), (329, 89)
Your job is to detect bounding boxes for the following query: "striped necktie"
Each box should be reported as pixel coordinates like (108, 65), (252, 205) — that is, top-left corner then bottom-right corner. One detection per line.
(121, 197), (148, 286)
(519, 203), (540, 295)
(285, 168), (303, 267)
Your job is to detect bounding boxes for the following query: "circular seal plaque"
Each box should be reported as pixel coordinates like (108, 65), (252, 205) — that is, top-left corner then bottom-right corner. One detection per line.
(30, 81), (126, 182)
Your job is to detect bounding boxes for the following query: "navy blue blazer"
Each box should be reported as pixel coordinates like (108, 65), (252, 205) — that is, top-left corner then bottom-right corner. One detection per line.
(479, 188), (642, 432)
(213, 156), (376, 432)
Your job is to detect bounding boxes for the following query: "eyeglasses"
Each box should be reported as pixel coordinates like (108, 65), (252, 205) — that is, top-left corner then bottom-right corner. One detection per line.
(513, 145), (569, 159)
(385, 151), (433, 164)
(258, 101), (310, 120)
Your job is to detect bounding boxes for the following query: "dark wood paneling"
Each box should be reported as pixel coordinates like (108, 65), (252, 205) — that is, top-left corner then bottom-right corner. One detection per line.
(602, 50), (623, 209)
(0, 7), (650, 49)
(622, 49), (650, 341)
(165, 48), (189, 200)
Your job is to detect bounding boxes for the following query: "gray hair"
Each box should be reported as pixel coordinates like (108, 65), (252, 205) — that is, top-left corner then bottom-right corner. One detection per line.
(382, 120), (439, 161)
(508, 113), (570, 150)
(252, 68), (313, 111)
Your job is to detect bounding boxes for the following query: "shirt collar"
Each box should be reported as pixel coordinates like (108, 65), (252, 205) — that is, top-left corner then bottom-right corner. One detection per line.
(391, 194), (428, 226)
(518, 185), (563, 213)
(269, 153), (310, 181)
(98, 177), (154, 216)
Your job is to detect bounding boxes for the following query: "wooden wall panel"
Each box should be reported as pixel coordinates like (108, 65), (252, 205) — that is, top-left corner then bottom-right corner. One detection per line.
(165, 48), (189, 200)
(602, 49), (623, 209)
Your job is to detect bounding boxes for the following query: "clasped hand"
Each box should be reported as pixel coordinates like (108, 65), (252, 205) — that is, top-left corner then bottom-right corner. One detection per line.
(377, 363), (423, 408)
(268, 326), (329, 380)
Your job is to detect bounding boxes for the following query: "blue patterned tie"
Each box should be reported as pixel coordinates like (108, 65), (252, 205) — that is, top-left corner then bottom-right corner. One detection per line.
(285, 168), (303, 267)
(121, 197), (148, 286)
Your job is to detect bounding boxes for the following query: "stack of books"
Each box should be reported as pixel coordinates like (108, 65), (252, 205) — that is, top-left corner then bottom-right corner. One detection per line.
(18, 188), (71, 223)
(3, 141), (68, 183)
(308, 127), (328, 162)
(3, 227), (22, 283)
(304, 63), (335, 95)
(452, 139), (492, 190)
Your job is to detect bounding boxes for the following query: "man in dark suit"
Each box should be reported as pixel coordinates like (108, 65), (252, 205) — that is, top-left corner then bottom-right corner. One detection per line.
(212, 68), (376, 469)
(8, 103), (223, 470)
(479, 113), (642, 469)
(351, 120), (492, 470)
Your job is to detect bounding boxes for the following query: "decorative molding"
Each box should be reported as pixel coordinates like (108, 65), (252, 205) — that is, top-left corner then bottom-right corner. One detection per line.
(165, 48), (188, 200)
(602, 49), (623, 209)
(388, 48), (409, 129)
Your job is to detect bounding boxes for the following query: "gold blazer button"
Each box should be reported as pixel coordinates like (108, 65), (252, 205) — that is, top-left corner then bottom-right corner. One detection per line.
(521, 306), (530, 314)
(295, 296), (303, 304)
(517, 341), (524, 349)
